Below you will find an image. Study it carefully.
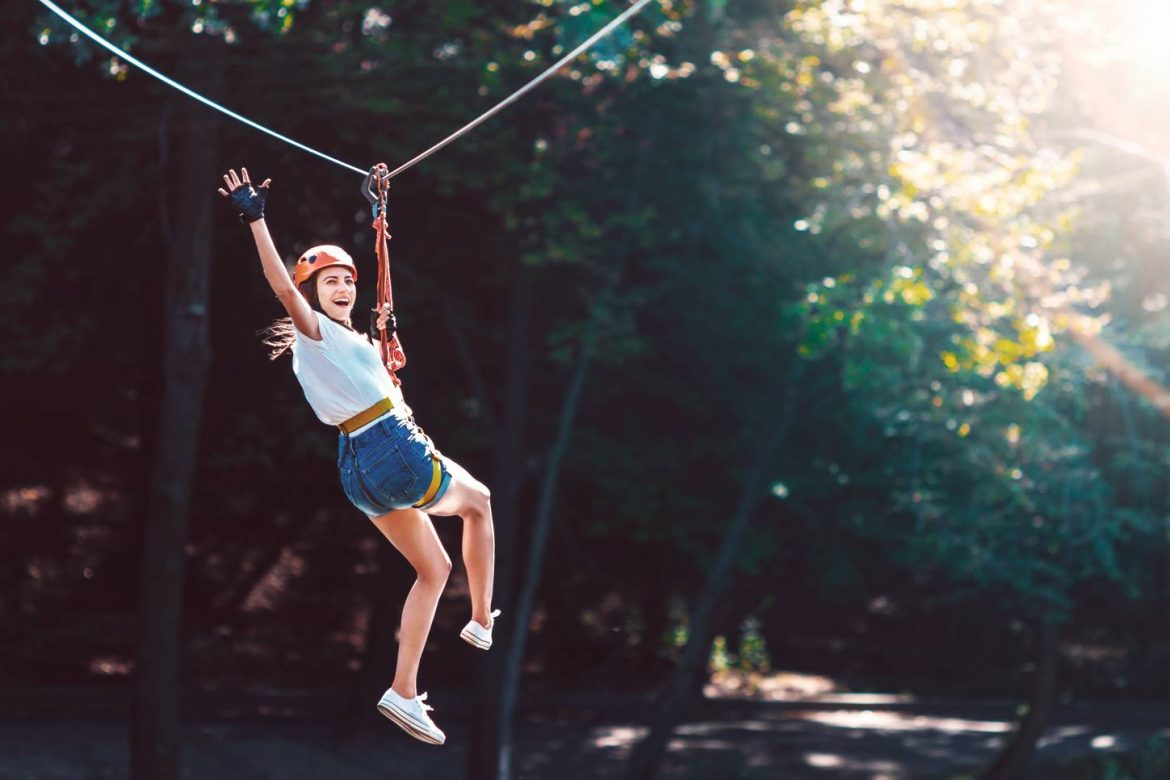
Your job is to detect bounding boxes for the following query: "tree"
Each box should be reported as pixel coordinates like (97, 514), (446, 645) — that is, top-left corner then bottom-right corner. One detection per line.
(784, 0), (1162, 773)
(36, 2), (301, 776)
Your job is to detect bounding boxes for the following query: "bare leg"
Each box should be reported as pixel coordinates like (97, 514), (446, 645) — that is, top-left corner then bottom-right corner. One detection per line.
(425, 458), (495, 628)
(370, 508), (452, 699)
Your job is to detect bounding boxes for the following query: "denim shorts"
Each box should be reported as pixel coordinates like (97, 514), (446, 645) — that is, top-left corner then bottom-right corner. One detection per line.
(337, 413), (453, 517)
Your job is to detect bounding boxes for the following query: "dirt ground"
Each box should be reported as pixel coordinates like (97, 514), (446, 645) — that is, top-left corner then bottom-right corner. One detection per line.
(2, 687), (1168, 779)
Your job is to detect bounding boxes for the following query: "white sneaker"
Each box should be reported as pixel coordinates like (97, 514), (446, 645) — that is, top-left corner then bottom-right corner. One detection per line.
(460, 609), (502, 650)
(376, 689), (446, 745)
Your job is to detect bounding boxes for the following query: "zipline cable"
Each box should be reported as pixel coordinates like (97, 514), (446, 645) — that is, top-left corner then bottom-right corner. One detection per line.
(384, 0), (656, 179)
(35, 0), (368, 175)
(35, 0), (657, 179)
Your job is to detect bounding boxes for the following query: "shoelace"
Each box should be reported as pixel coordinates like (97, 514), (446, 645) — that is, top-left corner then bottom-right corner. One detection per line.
(416, 692), (433, 713)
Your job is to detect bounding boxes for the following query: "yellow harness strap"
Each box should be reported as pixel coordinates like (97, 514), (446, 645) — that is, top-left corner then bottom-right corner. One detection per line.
(413, 456), (443, 508)
(338, 397), (395, 434)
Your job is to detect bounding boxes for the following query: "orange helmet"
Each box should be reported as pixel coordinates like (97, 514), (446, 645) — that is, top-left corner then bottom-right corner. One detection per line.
(293, 245), (357, 288)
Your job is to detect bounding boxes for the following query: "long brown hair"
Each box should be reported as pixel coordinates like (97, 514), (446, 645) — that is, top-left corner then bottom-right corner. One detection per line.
(260, 276), (365, 360)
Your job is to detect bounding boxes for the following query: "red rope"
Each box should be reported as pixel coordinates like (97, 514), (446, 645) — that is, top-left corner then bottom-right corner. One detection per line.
(372, 164), (406, 385)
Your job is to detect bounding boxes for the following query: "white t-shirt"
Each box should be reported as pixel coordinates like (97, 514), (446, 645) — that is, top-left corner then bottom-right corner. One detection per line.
(291, 312), (408, 426)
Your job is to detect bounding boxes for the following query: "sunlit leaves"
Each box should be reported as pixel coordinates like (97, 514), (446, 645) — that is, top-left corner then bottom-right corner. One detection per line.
(773, 0), (1093, 398)
(762, 0), (1160, 620)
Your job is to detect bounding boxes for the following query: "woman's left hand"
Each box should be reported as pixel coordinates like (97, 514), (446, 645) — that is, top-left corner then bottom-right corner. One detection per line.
(218, 167), (270, 224)
(374, 302), (397, 336)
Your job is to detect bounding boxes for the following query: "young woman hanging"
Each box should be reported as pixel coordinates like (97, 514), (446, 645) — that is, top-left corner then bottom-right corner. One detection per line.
(218, 167), (498, 746)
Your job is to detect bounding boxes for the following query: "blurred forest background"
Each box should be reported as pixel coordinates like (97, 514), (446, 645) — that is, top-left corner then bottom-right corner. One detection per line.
(4, 0), (1170, 778)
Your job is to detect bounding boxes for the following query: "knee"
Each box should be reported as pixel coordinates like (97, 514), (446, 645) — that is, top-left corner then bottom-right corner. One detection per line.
(419, 554), (452, 586)
(467, 478), (490, 505)
(463, 486), (492, 523)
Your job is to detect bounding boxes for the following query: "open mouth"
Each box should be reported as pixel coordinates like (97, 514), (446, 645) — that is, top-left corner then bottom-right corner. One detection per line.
(332, 298), (351, 306)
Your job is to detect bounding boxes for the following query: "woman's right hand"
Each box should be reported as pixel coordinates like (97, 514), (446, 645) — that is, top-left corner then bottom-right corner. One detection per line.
(218, 167), (271, 223)
(373, 302), (398, 337)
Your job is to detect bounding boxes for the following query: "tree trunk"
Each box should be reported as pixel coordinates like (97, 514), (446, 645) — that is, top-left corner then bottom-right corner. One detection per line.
(472, 140), (657, 780)
(1160, 517), (1170, 635)
(466, 268), (533, 780)
(130, 37), (221, 780)
(626, 368), (800, 780)
(353, 541), (409, 720)
(495, 319), (594, 768)
(983, 618), (1061, 780)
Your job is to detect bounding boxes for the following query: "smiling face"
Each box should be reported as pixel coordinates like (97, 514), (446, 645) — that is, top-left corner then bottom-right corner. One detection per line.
(315, 266), (357, 323)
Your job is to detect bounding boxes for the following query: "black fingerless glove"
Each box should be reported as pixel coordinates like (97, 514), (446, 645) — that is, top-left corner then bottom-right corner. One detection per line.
(369, 310), (398, 341)
(226, 181), (269, 223)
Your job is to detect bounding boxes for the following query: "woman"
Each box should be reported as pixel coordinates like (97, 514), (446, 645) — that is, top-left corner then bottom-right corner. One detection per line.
(219, 167), (496, 745)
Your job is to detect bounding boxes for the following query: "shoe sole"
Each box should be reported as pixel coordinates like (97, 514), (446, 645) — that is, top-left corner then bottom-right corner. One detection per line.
(460, 627), (492, 650)
(376, 698), (446, 745)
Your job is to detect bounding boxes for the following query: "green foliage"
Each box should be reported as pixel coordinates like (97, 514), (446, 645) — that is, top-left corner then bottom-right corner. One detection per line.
(709, 617), (772, 675)
(708, 615), (774, 674)
(769, 0), (1160, 631)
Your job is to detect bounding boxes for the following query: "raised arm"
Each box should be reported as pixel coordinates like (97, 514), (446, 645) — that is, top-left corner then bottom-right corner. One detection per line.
(219, 168), (321, 340)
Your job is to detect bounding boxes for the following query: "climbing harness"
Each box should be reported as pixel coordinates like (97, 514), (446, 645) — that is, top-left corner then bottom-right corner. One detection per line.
(362, 163), (407, 383)
(36, 0), (658, 180)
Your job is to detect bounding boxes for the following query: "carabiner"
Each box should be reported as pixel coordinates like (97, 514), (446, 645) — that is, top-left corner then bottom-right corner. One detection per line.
(362, 164), (390, 218)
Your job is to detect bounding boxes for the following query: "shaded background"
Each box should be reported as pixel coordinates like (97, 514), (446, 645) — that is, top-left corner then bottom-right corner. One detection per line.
(3, 0), (1170, 777)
